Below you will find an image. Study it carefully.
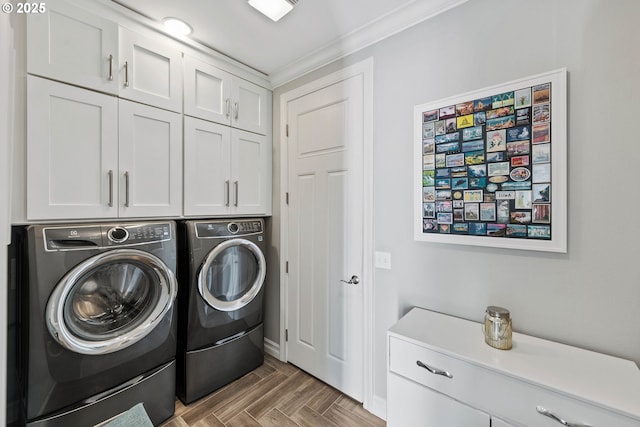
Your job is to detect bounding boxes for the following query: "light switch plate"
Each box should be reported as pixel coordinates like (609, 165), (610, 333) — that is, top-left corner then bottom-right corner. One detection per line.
(375, 251), (391, 269)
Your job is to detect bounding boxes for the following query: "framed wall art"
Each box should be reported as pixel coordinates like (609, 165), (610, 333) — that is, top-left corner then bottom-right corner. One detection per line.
(414, 68), (567, 252)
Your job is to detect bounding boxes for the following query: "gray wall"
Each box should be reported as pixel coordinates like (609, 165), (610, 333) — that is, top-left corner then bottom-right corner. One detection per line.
(266, 0), (640, 403)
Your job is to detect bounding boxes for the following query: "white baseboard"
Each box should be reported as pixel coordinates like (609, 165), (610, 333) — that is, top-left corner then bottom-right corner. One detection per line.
(365, 394), (387, 421)
(264, 337), (280, 359)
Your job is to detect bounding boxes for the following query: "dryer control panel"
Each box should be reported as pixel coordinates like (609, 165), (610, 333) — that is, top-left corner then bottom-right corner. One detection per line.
(196, 220), (264, 238)
(43, 222), (172, 251)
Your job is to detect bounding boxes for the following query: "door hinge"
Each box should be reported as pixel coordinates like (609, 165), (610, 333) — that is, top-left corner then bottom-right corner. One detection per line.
(286, 124), (289, 137)
(285, 261), (288, 273)
(286, 192), (289, 205)
(285, 329), (289, 341)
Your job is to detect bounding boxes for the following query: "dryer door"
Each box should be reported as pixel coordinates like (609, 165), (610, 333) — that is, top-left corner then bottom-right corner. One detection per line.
(46, 248), (177, 355)
(198, 238), (266, 312)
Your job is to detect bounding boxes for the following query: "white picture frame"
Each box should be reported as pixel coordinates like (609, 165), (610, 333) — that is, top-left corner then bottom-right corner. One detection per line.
(414, 68), (567, 253)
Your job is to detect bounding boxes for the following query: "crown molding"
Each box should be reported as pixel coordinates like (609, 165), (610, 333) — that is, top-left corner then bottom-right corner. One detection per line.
(269, 0), (467, 88)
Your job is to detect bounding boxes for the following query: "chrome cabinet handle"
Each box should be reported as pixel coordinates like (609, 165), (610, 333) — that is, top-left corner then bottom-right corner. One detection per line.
(225, 180), (230, 207)
(108, 54), (113, 81)
(536, 406), (594, 427)
(225, 98), (231, 118)
(107, 170), (113, 207)
(234, 102), (239, 120)
(234, 181), (238, 207)
(416, 360), (453, 379)
(124, 171), (130, 207)
(340, 275), (359, 285)
(124, 61), (129, 87)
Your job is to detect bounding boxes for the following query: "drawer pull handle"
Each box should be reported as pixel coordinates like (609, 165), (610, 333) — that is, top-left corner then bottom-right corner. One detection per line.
(536, 406), (594, 427)
(416, 360), (453, 379)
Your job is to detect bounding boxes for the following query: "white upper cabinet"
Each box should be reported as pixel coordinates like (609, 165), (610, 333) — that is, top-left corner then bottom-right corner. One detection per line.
(27, 0), (119, 94)
(118, 100), (183, 218)
(27, 0), (183, 113)
(184, 56), (269, 135)
(231, 128), (271, 213)
(232, 77), (269, 135)
(184, 117), (271, 216)
(183, 118), (231, 216)
(23, 0), (272, 222)
(27, 75), (118, 220)
(27, 76), (182, 220)
(119, 28), (183, 113)
(184, 56), (231, 126)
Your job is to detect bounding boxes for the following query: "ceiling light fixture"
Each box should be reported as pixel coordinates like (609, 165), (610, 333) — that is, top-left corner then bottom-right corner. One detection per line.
(248, 0), (296, 22)
(162, 17), (192, 36)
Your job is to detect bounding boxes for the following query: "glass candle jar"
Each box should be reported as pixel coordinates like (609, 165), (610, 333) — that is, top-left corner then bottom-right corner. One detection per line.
(483, 306), (512, 350)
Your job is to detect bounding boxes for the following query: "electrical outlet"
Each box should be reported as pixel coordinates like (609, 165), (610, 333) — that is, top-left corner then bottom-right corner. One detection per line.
(375, 251), (391, 269)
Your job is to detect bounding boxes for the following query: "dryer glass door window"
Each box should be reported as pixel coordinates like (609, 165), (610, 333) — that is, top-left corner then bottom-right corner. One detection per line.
(198, 238), (266, 312)
(47, 249), (177, 355)
(208, 245), (258, 302)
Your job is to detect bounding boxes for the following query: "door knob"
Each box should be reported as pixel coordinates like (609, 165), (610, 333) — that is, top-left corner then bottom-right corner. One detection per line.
(340, 275), (359, 285)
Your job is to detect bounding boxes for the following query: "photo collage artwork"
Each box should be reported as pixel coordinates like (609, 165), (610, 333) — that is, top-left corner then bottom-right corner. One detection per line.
(421, 82), (552, 239)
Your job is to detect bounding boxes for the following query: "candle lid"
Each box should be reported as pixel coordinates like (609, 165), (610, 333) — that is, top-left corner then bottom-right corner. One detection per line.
(486, 306), (510, 319)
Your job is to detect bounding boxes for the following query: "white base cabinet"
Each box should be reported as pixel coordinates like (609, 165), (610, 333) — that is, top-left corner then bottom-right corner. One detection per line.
(27, 76), (182, 220)
(387, 308), (640, 427)
(184, 117), (271, 216)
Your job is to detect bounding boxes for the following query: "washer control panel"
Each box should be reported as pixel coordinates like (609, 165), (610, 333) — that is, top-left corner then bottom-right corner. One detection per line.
(44, 222), (172, 251)
(196, 220), (264, 238)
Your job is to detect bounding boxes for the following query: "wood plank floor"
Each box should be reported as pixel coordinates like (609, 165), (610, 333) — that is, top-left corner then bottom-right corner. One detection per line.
(160, 354), (386, 427)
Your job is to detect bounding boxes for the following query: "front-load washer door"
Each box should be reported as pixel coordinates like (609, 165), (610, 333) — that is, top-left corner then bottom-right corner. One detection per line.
(46, 249), (177, 355)
(198, 238), (266, 312)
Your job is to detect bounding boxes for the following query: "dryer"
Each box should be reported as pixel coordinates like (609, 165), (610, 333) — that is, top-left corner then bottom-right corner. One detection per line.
(14, 221), (178, 426)
(177, 219), (266, 404)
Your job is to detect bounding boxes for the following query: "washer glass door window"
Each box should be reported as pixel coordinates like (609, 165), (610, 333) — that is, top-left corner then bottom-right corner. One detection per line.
(198, 238), (266, 312)
(47, 249), (177, 355)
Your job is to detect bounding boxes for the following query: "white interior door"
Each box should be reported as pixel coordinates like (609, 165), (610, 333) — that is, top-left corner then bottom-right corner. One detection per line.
(286, 72), (365, 400)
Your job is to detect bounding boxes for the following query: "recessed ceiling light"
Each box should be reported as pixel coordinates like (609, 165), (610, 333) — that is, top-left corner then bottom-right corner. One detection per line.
(248, 0), (295, 22)
(162, 17), (192, 36)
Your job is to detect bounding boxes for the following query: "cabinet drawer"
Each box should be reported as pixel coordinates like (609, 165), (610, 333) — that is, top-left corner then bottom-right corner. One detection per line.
(387, 372), (489, 427)
(484, 373), (640, 427)
(389, 336), (480, 401)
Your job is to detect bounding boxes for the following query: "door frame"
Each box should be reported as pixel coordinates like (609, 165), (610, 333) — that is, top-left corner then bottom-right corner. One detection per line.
(279, 58), (374, 409)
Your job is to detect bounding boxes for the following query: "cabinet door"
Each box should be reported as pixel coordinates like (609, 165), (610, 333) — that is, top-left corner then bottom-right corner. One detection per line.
(231, 77), (269, 135)
(184, 56), (232, 125)
(119, 28), (183, 113)
(231, 129), (271, 215)
(387, 372), (490, 427)
(183, 117), (231, 216)
(118, 100), (182, 218)
(27, 76), (118, 220)
(27, 0), (119, 94)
